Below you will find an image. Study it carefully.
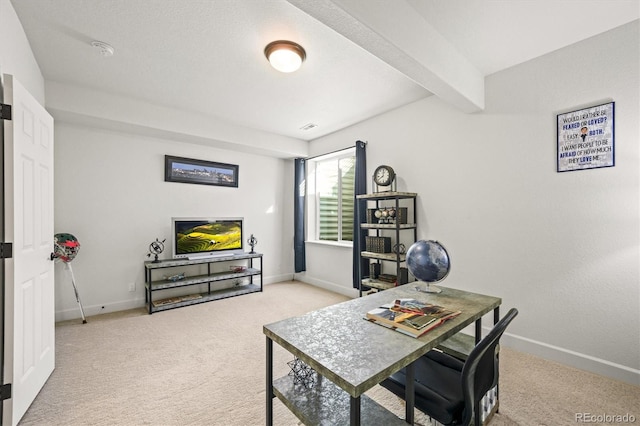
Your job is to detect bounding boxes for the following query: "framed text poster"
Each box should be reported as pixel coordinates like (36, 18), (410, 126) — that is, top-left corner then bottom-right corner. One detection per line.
(557, 102), (614, 172)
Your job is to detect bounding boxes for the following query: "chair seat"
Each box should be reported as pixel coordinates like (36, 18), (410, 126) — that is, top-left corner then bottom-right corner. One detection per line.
(382, 309), (518, 426)
(382, 350), (467, 425)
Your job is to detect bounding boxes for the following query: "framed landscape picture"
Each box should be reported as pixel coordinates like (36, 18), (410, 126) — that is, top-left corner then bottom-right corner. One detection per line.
(164, 155), (239, 187)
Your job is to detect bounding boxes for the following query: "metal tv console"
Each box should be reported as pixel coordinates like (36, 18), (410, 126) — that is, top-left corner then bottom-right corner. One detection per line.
(144, 252), (262, 314)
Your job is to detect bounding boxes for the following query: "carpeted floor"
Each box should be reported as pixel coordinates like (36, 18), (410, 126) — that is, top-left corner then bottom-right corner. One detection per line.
(19, 281), (639, 425)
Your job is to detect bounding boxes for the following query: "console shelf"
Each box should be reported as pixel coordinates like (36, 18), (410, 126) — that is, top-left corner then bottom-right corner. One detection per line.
(360, 251), (407, 262)
(144, 252), (262, 314)
(150, 284), (262, 313)
(148, 268), (261, 290)
(360, 223), (416, 230)
(360, 278), (395, 291)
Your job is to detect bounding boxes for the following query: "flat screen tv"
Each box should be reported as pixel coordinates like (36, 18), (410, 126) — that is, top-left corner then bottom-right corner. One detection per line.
(171, 217), (244, 259)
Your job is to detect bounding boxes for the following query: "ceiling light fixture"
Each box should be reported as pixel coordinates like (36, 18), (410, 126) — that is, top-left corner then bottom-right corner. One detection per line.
(91, 40), (115, 57)
(264, 40), (306, 73)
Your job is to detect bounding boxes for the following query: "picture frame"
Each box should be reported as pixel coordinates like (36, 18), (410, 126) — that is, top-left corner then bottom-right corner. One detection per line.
(557, 102), (614, 172)
(164, 155), (239, 187)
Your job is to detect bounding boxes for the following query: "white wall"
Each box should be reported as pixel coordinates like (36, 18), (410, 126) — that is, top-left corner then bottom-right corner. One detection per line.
(298, 242), (356, 297)
(54, 123), (295, 319)
(301, 21), (640, 385)
(2, 0), (302, 322)
(0, 0), (44, 102)
(4, 0), (638, 385)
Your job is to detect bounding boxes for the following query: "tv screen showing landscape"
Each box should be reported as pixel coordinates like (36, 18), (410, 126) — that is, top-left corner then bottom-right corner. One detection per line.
(174, 219), (242, 256)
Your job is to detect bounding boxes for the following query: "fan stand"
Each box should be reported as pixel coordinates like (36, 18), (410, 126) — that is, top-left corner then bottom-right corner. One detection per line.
(65, 262), (87, 324)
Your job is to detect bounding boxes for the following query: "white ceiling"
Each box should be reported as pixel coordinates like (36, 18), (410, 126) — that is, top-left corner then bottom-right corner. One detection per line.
(10, 0), (639, 142)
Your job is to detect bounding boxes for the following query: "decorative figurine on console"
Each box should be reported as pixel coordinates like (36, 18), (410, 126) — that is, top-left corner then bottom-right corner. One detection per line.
(393, 243), (406, 255)
(164, 272), (185, 282)
(247, 234), (258, 253)
(287, 357), (316, 388)
(374, 207), (398, 224)
(147, 238), (165, 263)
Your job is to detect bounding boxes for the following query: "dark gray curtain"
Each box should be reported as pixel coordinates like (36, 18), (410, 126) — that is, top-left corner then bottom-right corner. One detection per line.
(352, 141), (367, 288)
(294, 158), (306, 273)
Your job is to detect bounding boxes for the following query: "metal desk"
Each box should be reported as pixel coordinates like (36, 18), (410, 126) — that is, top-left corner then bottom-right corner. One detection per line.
(264, 285), (501, 425)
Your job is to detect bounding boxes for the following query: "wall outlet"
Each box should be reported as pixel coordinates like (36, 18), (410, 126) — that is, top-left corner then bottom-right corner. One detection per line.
(128, 282), (136, 292)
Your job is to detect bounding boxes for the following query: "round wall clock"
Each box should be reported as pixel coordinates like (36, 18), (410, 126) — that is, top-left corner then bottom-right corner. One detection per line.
(373, 165), (395, 187)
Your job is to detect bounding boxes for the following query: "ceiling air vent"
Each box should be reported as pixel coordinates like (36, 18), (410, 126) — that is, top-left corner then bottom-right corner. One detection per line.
(300, 123), (318, 131)
(90, 41), (115, 57)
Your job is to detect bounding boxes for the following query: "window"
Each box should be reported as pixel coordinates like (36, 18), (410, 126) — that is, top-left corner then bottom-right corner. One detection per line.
(308, 149), (355, 244)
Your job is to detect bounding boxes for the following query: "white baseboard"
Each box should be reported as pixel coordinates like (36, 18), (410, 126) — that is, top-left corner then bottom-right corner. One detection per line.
(501, 333), (640, 387)
(295, 277), (640, 387)
(293, 273), (359, 299)
(55, 273), (294, 322)
(55, 298), (146, 322)
(425, 322), (639, 387)
(264, 273), (295, 285)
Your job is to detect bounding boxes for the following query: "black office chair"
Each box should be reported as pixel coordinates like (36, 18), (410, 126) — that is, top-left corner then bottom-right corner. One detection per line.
(381, 308), (518, 426)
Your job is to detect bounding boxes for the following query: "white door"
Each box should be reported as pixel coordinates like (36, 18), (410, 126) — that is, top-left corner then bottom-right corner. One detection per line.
(2, 74), (55, 426)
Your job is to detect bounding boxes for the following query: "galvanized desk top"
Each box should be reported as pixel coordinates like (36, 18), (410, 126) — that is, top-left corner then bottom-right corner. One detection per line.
(264, 285), (501, 398)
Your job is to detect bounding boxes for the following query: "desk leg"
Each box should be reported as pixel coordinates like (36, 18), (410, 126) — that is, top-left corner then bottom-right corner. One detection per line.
(475, 316), (482, 344)
(350, 396), (361, 426)
(494, 306), (500, 414)
(266, 337), (273, 426)
(405, 362), (415, 424)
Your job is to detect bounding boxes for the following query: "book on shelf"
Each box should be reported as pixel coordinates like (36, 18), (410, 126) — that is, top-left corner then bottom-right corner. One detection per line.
(152, 293), (202, 307)
(365, 298), (461, 338)
(377, 274), (397, 283)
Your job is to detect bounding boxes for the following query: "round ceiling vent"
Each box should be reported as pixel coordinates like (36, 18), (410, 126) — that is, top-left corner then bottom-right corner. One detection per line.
(90, 41), (115, 57)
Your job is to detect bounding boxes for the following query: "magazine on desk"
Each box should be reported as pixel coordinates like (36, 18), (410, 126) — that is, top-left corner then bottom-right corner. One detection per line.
(365, 298), (461, 338)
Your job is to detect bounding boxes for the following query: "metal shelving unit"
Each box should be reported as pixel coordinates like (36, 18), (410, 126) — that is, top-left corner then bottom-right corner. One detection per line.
(356, 192), (417, 296)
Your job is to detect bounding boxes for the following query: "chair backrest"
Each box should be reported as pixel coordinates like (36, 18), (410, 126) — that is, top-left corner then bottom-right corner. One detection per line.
(460, 308), (518, 426)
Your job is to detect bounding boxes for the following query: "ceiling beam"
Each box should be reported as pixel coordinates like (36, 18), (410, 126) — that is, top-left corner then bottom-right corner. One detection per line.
(45, 82), (309, 159)
(287, 0), (485, 113)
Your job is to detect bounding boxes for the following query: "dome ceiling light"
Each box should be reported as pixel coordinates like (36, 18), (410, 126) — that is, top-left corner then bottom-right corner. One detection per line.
(264, 40), (306, 73)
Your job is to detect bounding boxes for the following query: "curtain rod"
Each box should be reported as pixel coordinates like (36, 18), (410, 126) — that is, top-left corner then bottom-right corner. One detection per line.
(300, 140), (366, 161)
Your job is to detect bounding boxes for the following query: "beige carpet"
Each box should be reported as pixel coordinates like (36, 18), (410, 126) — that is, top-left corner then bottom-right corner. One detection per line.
(19, 281), (639, 425)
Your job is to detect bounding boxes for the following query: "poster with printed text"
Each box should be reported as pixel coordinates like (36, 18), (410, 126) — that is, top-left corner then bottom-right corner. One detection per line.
(557, 102), (614, 172)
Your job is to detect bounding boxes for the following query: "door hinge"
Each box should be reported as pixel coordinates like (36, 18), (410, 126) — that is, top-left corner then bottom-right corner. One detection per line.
(0, 384), (11, 401)
(0, 103), (11, 120)
(0, 242), (13, 259)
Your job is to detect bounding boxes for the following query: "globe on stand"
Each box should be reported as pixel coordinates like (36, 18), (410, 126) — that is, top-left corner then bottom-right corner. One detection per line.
(405, 240), (451, 294)
(147, 238), (165, 263)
